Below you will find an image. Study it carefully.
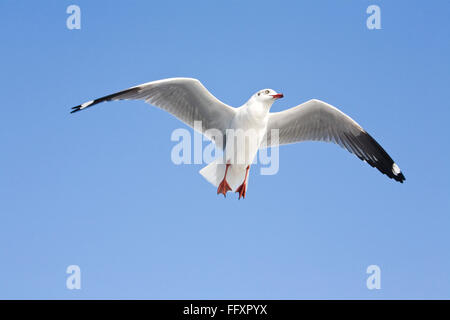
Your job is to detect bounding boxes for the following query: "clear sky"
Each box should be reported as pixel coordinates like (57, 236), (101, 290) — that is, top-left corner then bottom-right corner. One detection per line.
(1, 0), (449, 299)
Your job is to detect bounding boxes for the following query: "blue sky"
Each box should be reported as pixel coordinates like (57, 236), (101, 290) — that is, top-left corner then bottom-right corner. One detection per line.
(0, 0), (449, 299)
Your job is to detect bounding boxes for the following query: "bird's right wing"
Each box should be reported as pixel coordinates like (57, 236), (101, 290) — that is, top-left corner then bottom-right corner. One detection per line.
(71, 78), (236, 141)
(263, 99), (405, 183)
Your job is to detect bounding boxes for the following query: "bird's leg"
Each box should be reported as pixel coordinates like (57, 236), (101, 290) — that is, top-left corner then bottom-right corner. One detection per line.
(236, 165), (250, 200)
(217, 163), (232, 197)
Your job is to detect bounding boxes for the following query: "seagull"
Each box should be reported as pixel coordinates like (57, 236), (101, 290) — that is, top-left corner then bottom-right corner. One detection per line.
(71, 77), (405, 199)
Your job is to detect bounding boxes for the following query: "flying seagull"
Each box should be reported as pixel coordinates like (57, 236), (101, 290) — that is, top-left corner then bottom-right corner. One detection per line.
(71, 77), (405, 199)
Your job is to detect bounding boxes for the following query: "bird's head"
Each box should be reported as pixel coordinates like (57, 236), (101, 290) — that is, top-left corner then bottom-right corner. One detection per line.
(253, 89), (284, 103)
(245, 89), (284, 117)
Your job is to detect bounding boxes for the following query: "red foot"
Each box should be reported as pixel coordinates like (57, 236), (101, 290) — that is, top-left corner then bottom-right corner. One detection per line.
(217, 164), (232, 197)
(217, 179), (232, 197)
(236, 165), (250, 200)
(235, 182), (247, 199)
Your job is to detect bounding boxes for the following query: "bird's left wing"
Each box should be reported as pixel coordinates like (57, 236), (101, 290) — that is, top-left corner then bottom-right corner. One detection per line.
(71, 78), (236, 140)
(263, 99), (405, 183)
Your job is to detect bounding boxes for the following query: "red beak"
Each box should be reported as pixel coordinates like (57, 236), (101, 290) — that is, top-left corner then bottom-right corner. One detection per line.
(271, 93), (284, 99)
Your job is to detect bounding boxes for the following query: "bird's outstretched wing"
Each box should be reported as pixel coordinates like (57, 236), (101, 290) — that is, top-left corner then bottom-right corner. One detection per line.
(263, 99), (405, 183)
(71, 77), (236, 140)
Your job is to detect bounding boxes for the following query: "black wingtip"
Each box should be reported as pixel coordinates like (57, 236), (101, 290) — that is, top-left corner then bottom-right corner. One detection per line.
(69, 86), (140, 115)
(343, 131), (406, 184)
(70, 105), (82, 114)
(396, 171), (406, 183)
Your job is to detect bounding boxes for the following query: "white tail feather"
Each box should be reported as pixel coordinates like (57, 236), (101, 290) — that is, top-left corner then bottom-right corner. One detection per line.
(199, 159), (224, 188)
(199, 160), (249, 191)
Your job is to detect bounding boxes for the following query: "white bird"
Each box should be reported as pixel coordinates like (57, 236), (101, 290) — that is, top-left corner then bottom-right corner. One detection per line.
(71, 77), (405, 199)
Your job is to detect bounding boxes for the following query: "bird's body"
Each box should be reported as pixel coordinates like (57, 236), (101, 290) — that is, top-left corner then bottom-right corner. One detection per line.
(72, 77), (405, 198)
(228, 96), (271, 165)
(200, 93), (273, 195)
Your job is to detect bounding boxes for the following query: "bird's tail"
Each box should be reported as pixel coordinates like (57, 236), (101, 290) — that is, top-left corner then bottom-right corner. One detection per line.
(199, 160), (248, 191)
(199, 159), (224, 188)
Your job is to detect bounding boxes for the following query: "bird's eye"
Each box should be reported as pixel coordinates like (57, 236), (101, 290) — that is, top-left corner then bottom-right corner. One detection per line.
(257, 93), (260, 96)
(265, 90), (270, 94)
